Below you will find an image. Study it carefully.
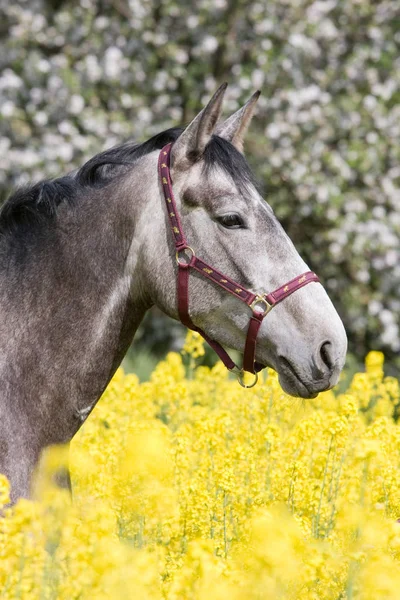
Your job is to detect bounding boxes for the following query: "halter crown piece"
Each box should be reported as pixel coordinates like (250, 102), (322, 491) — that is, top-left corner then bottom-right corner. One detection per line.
(159, 143), (320, 388)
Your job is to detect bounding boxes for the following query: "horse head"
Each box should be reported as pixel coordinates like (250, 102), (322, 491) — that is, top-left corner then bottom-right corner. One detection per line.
(144, 84), (347, 398)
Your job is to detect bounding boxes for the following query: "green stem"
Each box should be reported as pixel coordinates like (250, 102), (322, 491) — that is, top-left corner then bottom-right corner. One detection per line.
(314, 435), (334, 538)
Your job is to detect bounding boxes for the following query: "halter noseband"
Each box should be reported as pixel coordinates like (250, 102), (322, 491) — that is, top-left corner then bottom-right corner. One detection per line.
(159, 143), (320, 388)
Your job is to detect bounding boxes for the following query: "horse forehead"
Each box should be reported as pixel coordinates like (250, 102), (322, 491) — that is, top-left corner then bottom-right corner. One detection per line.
(256, 196), (278, 223)
(185, 162), (235, 194)
(181, 163), (256, 209)
(177, 162), (276, 223)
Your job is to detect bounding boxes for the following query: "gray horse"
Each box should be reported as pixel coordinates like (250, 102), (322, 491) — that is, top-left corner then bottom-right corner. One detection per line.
(0, 85), (347, 503)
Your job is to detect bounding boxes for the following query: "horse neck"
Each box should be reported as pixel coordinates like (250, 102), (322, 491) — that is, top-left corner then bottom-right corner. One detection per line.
(0, 156), (158, 436)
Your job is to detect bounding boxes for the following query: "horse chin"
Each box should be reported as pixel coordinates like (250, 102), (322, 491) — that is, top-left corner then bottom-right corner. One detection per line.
(275, 358), (320, 399)
(252, 356), (318, 398)
(278, 373), (319, 399)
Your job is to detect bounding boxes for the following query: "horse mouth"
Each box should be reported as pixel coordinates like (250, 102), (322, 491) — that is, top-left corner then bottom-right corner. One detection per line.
(277, 357), (319, 399)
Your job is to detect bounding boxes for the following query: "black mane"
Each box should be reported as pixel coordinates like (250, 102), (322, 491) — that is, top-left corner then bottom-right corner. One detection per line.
(0, 127), (258, 236)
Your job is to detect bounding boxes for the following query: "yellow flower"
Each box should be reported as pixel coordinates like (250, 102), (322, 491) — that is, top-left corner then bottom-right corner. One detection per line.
(1, 346), (400, 599)
(182, 330), (205, 359)
(0, 473), (10, 507)
(365, 350), (385, 380)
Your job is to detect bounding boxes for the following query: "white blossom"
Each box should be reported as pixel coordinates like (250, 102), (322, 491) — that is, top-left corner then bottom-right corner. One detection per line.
(201, 36), (218, 53)
(104, 46), (123, 79)
(69, 95), (85, 115)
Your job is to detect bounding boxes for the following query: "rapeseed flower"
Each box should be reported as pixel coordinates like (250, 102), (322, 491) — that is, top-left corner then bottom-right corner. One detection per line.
(1, 335), (400, 598)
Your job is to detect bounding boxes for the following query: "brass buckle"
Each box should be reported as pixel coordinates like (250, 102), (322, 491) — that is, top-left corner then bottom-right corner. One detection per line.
(176, 246), (195, 266)
(249, 295), (272, 317)
(229, 366), (258, 389)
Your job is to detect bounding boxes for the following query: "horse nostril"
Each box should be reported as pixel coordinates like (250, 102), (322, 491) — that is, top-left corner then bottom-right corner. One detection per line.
(319, 341), (333, 371)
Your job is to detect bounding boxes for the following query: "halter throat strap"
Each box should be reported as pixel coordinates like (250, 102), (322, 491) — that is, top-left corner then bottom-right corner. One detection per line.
(158, 143), (320, 386)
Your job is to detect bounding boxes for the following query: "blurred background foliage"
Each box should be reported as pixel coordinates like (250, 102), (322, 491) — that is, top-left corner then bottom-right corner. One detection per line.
(0, 0), (399, 377)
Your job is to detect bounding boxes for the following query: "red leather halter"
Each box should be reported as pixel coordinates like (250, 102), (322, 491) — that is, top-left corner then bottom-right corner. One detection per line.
(159, 143), (320, 387)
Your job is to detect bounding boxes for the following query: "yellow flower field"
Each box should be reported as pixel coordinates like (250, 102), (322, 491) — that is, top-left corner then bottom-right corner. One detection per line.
(1, 334), (400, 599)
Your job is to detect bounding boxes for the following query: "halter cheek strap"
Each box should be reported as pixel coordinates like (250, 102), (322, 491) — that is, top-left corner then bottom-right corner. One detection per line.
(159, 143), (320, 387)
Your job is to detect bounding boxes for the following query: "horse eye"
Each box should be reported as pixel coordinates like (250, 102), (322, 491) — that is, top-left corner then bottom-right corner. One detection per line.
(217, 214), (244, 229)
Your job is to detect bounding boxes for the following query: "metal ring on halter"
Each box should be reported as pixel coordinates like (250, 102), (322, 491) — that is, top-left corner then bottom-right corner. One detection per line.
(229, 366), (258, 389)
(238, 370), (258, 388)
(249, 295), (272, 317)
(176, 246), (195, 266)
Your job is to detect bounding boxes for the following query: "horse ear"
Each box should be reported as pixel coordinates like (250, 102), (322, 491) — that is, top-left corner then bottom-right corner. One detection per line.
(171, 83), (228, 170)
(215, 90), (260, 153)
